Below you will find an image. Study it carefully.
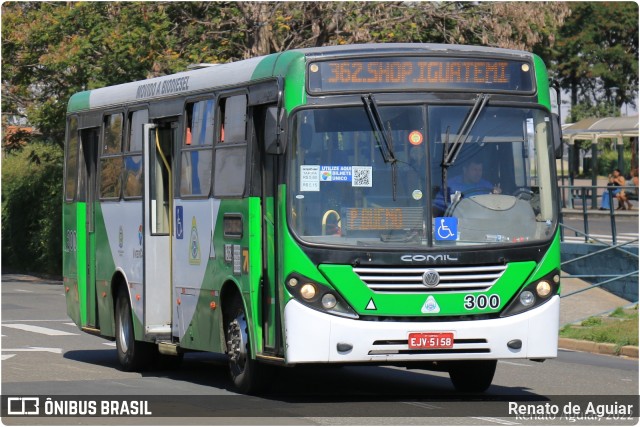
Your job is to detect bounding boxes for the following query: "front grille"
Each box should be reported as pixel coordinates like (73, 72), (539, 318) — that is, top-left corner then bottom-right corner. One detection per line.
(353, 265), (506, 293)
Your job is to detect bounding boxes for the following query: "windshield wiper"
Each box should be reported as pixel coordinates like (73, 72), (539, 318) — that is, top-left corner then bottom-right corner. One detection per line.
(441, 93), (490, 206)
(362, 94), (398, 200)
(442, 93), (490, 168)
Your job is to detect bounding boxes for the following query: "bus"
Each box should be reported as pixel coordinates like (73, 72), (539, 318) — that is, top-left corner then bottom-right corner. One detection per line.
(63, 43), (563, 394)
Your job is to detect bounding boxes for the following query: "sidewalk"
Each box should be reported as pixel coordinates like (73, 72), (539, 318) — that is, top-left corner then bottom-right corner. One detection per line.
(559, 176), (639, 215)
(559, 274), (638, 358)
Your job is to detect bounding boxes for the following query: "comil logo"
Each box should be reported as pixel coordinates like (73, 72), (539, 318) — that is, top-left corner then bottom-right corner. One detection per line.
(7, 397), (40, 415)
(400, 254), (459, 262)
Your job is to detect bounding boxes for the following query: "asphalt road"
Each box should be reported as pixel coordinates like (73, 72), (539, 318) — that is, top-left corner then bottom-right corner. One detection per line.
(561, 214), (638, 245)
(1, 275), (638, 425)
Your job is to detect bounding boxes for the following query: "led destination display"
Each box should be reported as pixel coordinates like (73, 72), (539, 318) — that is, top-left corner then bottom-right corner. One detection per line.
(308, 57), (535, 93)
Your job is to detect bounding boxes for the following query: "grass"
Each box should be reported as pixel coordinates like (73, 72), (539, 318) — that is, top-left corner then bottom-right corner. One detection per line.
(560, 305), (638, 352)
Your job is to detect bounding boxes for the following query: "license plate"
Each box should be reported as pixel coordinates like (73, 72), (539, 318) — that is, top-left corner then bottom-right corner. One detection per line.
(408, 332), (454, 349)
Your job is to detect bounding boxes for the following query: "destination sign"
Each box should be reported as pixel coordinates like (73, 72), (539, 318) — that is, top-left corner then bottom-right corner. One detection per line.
(308, 57), (534, 93)
(344, 207), (423, 232)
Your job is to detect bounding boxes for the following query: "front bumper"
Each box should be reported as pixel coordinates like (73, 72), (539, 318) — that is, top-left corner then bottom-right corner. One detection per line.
(284, 296), (559, 363)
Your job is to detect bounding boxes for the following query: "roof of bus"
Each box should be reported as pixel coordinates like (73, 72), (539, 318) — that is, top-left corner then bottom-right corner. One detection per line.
(67, 43), (534, 113)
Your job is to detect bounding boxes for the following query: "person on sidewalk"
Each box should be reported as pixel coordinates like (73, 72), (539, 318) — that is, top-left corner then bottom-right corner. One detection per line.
(624, 168), (638, 205)
(613, 168), (633, 210)
(599, 173), (618, 210)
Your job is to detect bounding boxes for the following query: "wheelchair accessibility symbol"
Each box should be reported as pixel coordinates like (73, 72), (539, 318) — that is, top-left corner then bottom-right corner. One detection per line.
(435, 217), (458, 241)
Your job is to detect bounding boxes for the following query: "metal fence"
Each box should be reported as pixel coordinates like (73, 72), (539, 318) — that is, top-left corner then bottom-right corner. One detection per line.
(557, 185), (638, 318)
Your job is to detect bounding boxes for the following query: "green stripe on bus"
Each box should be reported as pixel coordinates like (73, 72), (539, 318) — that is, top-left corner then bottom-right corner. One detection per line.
(76, 203), (87, 325)
(533, 54), (551, 109)
(68, 91), (91, 113)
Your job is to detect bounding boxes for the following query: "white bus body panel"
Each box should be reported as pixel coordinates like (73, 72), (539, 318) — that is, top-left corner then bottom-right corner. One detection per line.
(284, 296), (559, 363)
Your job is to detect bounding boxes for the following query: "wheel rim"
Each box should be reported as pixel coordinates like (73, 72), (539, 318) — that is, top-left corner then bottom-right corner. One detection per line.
(227, 313), (248, 377)
(118, 300), (131, 354)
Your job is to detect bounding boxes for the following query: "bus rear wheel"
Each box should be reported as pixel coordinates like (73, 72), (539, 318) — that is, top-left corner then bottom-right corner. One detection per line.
(225, 299), (271, 394)
(448, 360), (497, 393)
(115, 289), (155, 371)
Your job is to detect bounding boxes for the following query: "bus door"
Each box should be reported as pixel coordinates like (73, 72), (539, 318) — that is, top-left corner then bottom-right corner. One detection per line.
(143, 122), (176, 337)
(257, 99), (284, 356)
(78, 127), (99, 328)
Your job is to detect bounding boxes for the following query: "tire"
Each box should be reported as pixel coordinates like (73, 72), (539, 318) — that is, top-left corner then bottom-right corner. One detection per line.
(115, 288), (155, 371)
(448, 360), (497, 393)
(225, 298), (271, 394)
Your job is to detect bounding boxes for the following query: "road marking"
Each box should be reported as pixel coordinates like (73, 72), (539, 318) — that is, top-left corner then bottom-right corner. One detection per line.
(2, 354), (16, 361)
(2, 347), (63, 354)
(470, 416), (520, 425)
(498, 361), (531, 367)
(403, 401), (442, 410)
(103, 342), (117, 347)
(3, 323), (78, 336)
(563, 232), (639, 246)
(13, 289), (33, 293)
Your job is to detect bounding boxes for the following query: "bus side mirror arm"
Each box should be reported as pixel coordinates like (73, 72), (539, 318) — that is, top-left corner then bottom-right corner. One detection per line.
(264, 77), (286, 155)
(551, 113), (563, 159)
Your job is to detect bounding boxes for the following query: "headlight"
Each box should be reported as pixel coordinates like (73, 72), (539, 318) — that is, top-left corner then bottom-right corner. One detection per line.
(500, 269), (560, 318)
(536, 281), (552, 298)
(286, 273), (358, 319)
(321, 293), (337, 309)
(300, 283), (317, 300)
(520, 291), (535, 306)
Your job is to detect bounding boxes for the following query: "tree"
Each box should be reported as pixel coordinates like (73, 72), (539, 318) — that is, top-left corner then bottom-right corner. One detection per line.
(1, 1), (570, 275)
(3, 1), (570, 148)
(2, 143), (63, 274)
(2, 2), (180, 148)
(554, 2), (639, 110)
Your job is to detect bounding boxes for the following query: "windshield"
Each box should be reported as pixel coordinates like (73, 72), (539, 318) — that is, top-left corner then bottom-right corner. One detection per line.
(288, 104), (556, 248)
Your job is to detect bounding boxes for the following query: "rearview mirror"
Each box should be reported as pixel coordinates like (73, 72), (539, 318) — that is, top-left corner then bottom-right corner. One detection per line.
(551, 113), (563, 159)
(264, 106), (285, 155)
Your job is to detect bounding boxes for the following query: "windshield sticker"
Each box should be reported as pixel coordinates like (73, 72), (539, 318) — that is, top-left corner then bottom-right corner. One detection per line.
(320, 165), (352, 182)
(408, 131), (424, 145)
(317, 166), (373, 187)
(352, 166), (372, 187)
(435, 217), (458, 241)
(300, 165), (320, 191)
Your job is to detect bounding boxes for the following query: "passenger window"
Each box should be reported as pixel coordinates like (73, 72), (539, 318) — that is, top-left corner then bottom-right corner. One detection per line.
(181, 100), (214, 197)
(123, 110), (147, 199)
(65, 116), (79, 202)
(219, 95), (247, 144)
(100, 113), (124, 199)
(214, 95), (248, 197)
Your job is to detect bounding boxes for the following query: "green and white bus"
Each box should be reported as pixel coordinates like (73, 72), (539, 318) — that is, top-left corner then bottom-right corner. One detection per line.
(64, 43), (563, 393)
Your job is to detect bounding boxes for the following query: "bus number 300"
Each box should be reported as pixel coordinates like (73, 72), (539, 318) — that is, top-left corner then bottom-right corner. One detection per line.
(464, 294), (500, 310)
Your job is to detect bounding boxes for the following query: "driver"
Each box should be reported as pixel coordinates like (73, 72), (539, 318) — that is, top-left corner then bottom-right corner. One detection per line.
(434, 159), (501, 214)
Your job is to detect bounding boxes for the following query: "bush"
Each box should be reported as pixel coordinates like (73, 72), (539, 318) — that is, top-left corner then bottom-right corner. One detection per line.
(2, 143), (63, 275)
(597, 149), (631, 176)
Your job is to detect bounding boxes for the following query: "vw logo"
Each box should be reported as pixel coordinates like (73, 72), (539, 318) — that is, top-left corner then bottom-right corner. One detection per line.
(422, 269), (440, 287)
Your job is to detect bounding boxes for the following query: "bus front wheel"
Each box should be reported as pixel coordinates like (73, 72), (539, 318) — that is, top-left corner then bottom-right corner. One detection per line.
(115, 289), (155, 371)
(225, 299), (271, 394)
(448, 360), (497, 392)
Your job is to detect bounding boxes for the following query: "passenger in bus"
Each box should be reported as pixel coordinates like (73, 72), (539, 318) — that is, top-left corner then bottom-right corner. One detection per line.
(433, 159), (501, 215)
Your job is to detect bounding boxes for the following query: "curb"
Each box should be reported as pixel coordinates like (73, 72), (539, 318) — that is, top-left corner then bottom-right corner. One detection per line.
(559, 338), (638, 358)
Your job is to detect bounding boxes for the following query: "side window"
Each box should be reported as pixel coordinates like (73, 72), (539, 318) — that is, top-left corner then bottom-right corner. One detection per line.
(65, 116), (79, 202)
(181, 100), (213, 197)
(99, 113), (124, 199)
(220, 96), (247, 143)
(123, 109), (147, 199)
(214, 95), (248, 197)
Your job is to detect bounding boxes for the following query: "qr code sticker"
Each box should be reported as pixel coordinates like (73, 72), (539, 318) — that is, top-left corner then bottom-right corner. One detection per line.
(352, 166), (373, 187)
